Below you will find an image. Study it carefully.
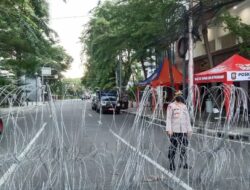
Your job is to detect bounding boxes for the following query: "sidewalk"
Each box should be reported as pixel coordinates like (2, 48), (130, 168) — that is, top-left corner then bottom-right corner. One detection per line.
(122, 105), (250, 142)
(0, 102), (44, 116)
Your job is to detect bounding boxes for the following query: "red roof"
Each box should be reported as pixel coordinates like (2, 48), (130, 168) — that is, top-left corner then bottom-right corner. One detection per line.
(151, 58), (183, 87)
(194, 54), (250, 83)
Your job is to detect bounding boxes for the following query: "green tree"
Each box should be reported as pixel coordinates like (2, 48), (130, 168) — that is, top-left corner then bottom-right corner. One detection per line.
(218, 12), (250, 58)
(0, 0), (72, 84)
(81, 0), (186, 89)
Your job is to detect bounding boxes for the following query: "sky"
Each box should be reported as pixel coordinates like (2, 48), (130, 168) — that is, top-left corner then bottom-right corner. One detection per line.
(49, 0), (99, 78)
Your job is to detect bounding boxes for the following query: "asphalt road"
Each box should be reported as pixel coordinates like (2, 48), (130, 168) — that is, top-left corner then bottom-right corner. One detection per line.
(0, 99), (249, 190)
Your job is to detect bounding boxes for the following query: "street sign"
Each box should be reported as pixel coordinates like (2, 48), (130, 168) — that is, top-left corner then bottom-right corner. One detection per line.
(41, 67), (51, 76)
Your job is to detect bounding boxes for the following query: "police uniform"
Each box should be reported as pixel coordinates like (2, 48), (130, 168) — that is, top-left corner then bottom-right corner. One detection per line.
(166, 100), (192, 170)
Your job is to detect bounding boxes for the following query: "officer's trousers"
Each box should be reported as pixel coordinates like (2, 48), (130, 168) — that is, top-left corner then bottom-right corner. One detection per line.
(168, 133), (188, 165)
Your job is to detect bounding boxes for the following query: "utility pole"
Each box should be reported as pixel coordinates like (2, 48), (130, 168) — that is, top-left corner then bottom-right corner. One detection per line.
(188, 0), (194, 118)
(182, 58), (187, 98)
(35, 72), (38, 106)
(24, 75), (28, 106)
(119, 55), (122, 95)
(41, 66), (51, 103)
(42, 74), (44, 103)
(117, 54), (122, 99)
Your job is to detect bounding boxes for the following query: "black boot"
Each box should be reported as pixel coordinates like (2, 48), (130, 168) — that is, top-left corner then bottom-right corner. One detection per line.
(169, 161), (175, 171)
(183, 163), (191, 169)
(179, 157), (184, 168)
(178, 162), (183, 168)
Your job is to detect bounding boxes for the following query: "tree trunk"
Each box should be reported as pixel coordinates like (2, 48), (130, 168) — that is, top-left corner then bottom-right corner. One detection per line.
(140, 57), (147, 80)
(121, 50), (132, 91)
(167, 48), (174, 89)
(202, 23), (214, 69)
(122, 62), (132, 89)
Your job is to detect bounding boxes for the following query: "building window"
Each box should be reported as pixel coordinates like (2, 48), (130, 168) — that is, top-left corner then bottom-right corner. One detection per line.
(220, 33), (237, 49)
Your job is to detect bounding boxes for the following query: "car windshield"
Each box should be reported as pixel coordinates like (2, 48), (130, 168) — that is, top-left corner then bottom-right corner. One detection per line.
(101, 96), (116, 101)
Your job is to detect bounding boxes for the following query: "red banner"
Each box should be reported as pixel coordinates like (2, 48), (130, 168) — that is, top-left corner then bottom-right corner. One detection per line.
(194, 73), (226, 83)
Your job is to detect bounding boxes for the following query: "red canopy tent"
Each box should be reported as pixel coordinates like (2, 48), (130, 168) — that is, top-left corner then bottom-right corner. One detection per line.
(194, 54), (250, 117)
(194, 54), (250, 83)
(138, 58), (183, 87)
(150, 59), (183, 87)
(137, 58), (183, 109)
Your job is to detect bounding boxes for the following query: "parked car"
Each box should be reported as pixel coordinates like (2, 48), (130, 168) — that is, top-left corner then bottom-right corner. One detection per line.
(91, 96), (97, 110)
(119, 93), (129, 109)
(96, 96), (120, 114)
(81, 93), (91, 100)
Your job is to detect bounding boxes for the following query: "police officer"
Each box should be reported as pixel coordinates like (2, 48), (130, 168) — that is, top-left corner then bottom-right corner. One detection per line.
(166, 91), (192, 171)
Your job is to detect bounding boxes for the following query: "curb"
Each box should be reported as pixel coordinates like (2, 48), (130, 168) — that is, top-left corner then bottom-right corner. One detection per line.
(121, 110), (250, 142)
(194, 127), (250, 142)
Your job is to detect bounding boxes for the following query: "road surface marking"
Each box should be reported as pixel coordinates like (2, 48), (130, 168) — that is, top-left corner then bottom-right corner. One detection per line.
(0, 123), (47, 187)
(88, 114), (93, 117)
(110, 129), (193, 190)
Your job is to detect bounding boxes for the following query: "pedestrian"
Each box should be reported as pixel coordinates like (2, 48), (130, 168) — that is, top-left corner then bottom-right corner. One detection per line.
(165, 90), (192, 171)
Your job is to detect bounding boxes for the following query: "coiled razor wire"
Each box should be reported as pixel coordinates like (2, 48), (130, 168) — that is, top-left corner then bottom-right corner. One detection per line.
(0, 84), (249, 189)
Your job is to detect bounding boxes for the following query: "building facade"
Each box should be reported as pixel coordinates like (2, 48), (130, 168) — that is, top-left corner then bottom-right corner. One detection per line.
(193, 0), (250, 73)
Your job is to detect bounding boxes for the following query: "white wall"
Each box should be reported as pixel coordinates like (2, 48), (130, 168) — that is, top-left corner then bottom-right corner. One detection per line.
(231, 0), (250, 25)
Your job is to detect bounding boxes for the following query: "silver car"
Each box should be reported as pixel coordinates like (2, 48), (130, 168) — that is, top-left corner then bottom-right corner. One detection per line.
(96, 96), (121, 114)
